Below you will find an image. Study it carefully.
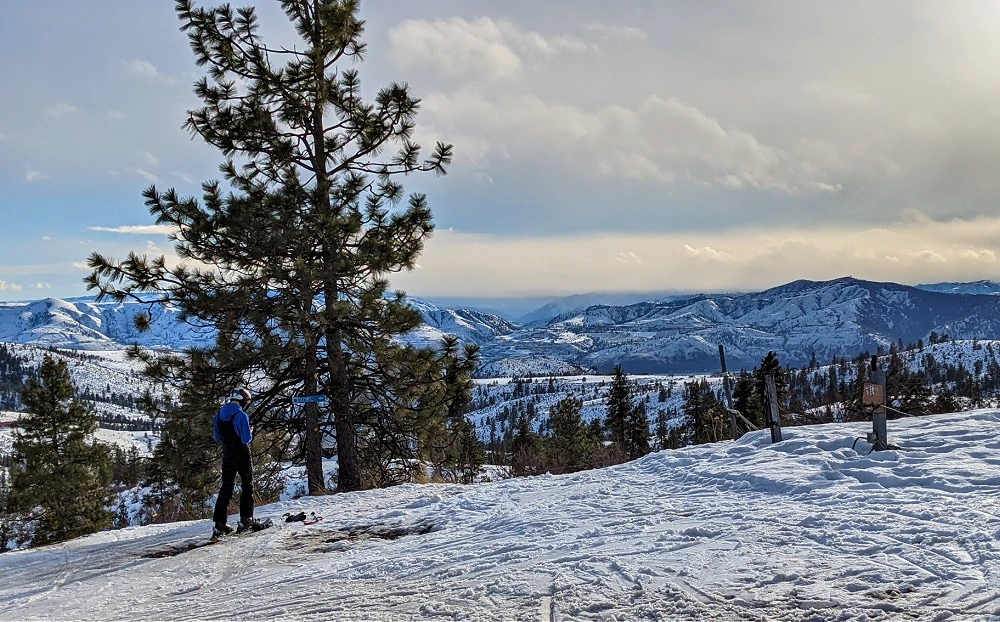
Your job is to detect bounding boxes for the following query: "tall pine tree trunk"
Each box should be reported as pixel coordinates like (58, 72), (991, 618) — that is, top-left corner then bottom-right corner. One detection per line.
(303, 333), (325, 495)
(308, 6), (360, 492)
(328, 322), (361, 491)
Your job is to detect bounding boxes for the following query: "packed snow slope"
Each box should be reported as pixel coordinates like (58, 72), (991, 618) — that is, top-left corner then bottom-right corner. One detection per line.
(5, 412), (1000, 621)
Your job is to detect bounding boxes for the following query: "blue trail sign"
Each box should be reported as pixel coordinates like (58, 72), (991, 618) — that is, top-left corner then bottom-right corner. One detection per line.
(292, 395), (328, 406)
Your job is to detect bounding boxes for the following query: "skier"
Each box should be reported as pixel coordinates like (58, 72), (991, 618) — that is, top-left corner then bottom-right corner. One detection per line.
(212, 388), (261, 537)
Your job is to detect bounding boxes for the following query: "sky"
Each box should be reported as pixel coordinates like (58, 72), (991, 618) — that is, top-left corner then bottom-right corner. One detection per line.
(3, 1), (1000, 302)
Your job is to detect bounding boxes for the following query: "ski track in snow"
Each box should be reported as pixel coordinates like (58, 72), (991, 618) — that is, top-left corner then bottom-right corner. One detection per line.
(5, 413), (1000, 620)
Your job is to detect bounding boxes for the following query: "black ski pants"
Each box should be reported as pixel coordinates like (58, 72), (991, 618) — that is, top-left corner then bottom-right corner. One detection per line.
(213, 443), (254, 525)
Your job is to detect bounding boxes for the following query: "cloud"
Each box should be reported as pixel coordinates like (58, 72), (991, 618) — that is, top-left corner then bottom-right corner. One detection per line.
(424, 90), (839, 193)
(0, 131), (7, 141)
(33, 282), (51, 290)
(959, 248), (996, 262)
(107, 110), (126, 120)
(143, 152), (159, 167)
(615, 252), (643, 265)
(41, 236), (51, 241)
(25, 170), (46, 182)
(683, 245), (734, 262)
(804, 79), (872, 106)
(46, 102), (80, 120)
(388, 17), (588, 80)
(87, 225), (175, 235)
(123, 59), (177, 85)
(128, 168), (158, 183)
(389, 213), (1000, 296)
(916, 250), (948, 264)
(0, 281), (23, 292)
(582, 22), (647, 41)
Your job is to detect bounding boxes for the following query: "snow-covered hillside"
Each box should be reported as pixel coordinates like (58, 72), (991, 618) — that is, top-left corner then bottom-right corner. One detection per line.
(0, 343), (168, 422)
(0, 297), (213, 351)
(3, 277), (1000, 376)
(3, 411), (1000, 620)
(486, 277), (1000, 374)
(0, 410), (155, 458)
(517, 291), (690, 325)
(401, 298), (517, 347)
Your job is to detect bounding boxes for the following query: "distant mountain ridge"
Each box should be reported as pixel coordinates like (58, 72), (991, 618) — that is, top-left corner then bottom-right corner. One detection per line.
(916, 280), (1000, 296)
(516, 291), (691, 325)
(0, 297), (213, 351)
(2, 277), (999, 375)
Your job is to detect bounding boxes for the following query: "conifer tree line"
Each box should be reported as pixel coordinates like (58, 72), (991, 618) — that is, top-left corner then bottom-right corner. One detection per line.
(479, 366), (653, 476)
(473, 340), (1000, 478)
(2, 337), (999, 548)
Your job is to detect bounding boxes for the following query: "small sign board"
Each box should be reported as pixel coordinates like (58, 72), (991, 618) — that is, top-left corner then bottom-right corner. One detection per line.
(862, 383), (884, 410)
(292, 394), (328, 406)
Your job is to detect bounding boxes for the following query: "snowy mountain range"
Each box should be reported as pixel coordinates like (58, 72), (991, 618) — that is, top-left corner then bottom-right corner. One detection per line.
(2, 277), (1000, 374)
(916, 280), (1000, 296)
(474, 277), (1000, 374)
(0, 296), (213, 351)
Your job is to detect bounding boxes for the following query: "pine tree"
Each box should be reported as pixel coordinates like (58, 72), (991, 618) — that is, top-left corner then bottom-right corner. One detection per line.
(8, 356), (113, 546)
(623, 400), (651, 459)
(510, 410), (540, 477)
(604, 365), (631, 455)
(933, 389), (961, 414)
(86, 0), (452, 494)
(544, 397), (599, 473)
(654, 409), (670, 451)
(421, 336), (482, 483)
(676, 378), (729, 446)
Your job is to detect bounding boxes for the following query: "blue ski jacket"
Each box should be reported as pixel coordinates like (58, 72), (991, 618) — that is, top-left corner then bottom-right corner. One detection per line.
(214, 401), (253, 445)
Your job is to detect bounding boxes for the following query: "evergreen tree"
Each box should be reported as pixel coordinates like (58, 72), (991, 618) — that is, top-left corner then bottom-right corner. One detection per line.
(544, 397), (599, 473)
(623, 400), (651, 459)
(895, 373), (931, 416)
(933, 389), (961, 414)
(8, 356), (113, 546)
(604, 365), (631, 454)
(510, 410), (540, 477)
(753, 352), (787, 422)
(86, 0), (453, 494)
(676, 378), (729, 446)
(654, 409), (670, 451)
(423, 336), (482, 483)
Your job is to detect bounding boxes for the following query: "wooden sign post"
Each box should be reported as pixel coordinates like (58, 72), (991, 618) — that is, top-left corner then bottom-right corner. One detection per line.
(862, 355), (888, 451)
(764, 374), (782, 443)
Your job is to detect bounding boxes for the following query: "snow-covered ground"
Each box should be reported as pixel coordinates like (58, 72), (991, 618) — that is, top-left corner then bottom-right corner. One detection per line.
(0, 410), (155, 458)
(4, 411), (1000, 620)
